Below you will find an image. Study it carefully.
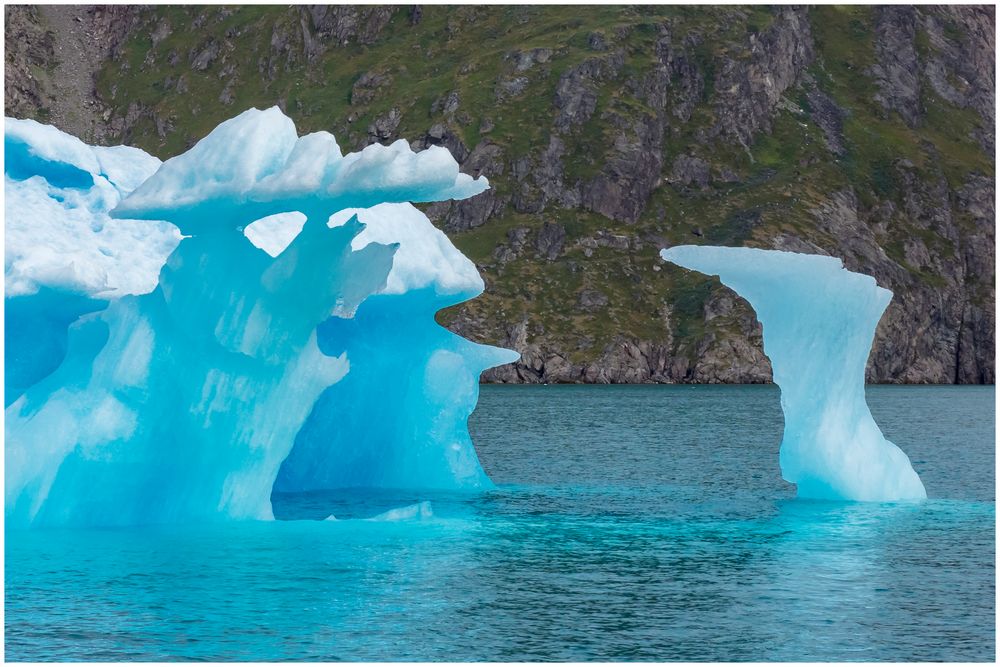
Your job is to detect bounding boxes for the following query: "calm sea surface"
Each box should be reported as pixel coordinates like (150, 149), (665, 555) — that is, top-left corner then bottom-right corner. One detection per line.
(5, 385), (995, 661)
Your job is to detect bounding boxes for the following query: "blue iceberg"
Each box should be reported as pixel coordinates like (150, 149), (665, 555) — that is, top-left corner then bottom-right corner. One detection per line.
(661, 245), (926, 502)
(5, 108), (516, 527)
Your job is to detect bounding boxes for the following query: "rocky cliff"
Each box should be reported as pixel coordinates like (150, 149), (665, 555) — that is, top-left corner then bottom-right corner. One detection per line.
(5, 5), (995, 383)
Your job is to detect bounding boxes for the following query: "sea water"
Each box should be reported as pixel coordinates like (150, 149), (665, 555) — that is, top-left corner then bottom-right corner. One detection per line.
(5, 385), (994, 661)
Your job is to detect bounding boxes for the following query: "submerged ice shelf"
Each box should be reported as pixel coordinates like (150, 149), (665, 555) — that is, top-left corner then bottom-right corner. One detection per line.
(661, 245), (926, 502)
(5, 108), (516, 527)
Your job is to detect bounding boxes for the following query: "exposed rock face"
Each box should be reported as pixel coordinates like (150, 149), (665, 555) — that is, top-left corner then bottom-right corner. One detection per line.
(5, 4), (144, 142)
(303, 5), (396, 48)
(810, 188), (959, 384)
(426, 141), (507, 232)
(805, 84), (847, 156)
(923, 6), (996, 153)
(6, 5), (994, 385)
(577, 289), (609, 312)
(351, 71), (391, 105)
(367, 107), (402, 143)
(954, 175), (996, 383)
(4, 5), (55, 121)
(671, 154), (711, 188)
(535, 223), (566, 261)
(463, 6), (992, 385)
(189, 38), (220, 71)
(494, 76), (529, 102)
(553, 52), (623, 131)
(410, 122), (469, 162)
(711, 6), (815, 146)
(871, 6), (923, 127)
(580, 111), (664, 224)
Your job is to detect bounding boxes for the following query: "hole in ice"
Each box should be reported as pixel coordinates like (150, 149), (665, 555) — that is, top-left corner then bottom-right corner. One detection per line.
(327, 208), (362, 229)
(243, 211), (307, 257)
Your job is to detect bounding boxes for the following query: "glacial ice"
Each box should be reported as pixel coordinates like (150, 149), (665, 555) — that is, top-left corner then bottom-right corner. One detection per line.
(5, 118), (179, 298)
(661, 245), (927, 502)
(5, 118), (181, 404)
(5, 108), (516, 527)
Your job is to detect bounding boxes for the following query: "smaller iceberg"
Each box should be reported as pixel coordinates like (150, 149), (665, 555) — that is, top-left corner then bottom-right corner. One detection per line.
(661, 245), (926, 502)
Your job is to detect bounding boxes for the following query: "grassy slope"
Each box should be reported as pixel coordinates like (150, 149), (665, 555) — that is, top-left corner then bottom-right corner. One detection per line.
(95, 6), (991, 371)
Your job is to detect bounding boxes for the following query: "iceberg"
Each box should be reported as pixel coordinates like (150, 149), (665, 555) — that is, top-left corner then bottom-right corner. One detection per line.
(661, 245), (926, 502)
(5, 108), (516, 527)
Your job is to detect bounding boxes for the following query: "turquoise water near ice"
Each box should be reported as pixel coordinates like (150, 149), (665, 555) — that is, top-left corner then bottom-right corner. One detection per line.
(5, 385), (994, 661)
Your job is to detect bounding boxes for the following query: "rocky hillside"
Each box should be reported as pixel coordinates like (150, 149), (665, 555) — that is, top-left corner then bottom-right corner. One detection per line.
(6, 5), (995, 384)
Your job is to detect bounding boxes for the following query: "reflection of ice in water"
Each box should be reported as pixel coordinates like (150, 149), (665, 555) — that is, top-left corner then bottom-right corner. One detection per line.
(741, 499), (993, 661)
(745, 501), (897, 659)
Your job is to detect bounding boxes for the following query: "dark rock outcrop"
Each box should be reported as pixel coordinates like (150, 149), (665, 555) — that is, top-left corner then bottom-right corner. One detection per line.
(535, 223), (566, 261)
(303, 5), (396, 48)
(711, 7), (815, 146)
(871, 6), (923, 127)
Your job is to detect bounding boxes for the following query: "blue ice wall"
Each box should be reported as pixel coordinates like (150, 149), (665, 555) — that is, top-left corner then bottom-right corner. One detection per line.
(278, 290), (511, 492)
(275, 204), (517, 492)
(661, 245), (926, 502)
(5, 109), (516, 527)
(5, 289), (106, 406)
